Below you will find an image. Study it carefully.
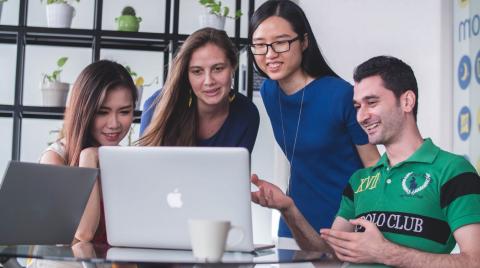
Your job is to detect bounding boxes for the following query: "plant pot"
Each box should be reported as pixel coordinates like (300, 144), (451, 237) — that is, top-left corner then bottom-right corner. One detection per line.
(199, 13), (226, 30)
(41, 81), (70, 107)
(136, 86), (143, 110)
(115, 15), (142, 32)
(46, 3), (75, 28)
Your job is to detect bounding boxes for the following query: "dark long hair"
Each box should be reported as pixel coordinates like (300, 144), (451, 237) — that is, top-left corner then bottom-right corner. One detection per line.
(63, 60), (137, 166)
(249, 0), (337, 79)
(138, 27), (238, 147)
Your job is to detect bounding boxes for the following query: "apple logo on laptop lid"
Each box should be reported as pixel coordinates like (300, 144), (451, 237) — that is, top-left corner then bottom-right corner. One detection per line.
(167, 188), (183, 208)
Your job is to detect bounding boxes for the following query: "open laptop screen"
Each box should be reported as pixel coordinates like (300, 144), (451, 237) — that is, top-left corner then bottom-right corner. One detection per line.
(99, 146), (254, 252)
(0, 161), (97, 245)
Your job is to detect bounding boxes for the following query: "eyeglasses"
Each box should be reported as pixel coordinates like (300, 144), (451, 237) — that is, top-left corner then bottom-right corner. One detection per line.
(250, 36), (301, 55)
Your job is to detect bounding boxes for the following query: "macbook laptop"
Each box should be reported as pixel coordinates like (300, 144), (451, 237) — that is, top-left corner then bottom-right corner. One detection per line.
(99, 146), (256, 252)
(0, 161), (98, 245)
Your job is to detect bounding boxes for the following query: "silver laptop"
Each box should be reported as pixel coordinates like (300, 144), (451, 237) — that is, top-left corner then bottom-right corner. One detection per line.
(0, 161), (98, 245)
(99, 146), (255, 252)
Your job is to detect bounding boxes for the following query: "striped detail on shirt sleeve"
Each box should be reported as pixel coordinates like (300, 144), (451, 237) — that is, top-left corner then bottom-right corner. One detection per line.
(342, 183), (354, 201)
(440, 172), (480, 209)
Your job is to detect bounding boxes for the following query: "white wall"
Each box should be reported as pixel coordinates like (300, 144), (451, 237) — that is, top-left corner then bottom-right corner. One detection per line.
(251, 92), (290, 244)
(299, 0), (453, 150)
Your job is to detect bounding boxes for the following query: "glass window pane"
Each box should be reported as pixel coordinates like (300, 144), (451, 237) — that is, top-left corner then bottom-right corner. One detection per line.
(20, 119), (63, 163)
(0, 118), (12, 178)
(239, 0), (252, 38)
(100, 49), (164, 111)
(27, 1), (94, 29)
(102, 0), (166, 32)
(238, 48), (249, 96)
(23, 45), (92, 106)
(0, 0), (20, 26)
(238, 47), (264, 94)
(0, 44), (17, 105)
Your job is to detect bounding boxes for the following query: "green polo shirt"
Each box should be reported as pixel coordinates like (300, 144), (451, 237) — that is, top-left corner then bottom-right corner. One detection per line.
(337, 138), (480, 253)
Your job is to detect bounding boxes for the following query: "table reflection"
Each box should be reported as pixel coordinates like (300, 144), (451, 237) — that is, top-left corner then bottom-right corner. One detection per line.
(0, 243), (333, 266)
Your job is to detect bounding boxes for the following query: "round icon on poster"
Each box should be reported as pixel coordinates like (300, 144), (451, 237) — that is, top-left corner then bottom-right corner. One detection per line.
(475, 51), (480, 85)
(457, 106), (471, 141)
(477, 108), (480, 133)
(458, 55), (471, 90)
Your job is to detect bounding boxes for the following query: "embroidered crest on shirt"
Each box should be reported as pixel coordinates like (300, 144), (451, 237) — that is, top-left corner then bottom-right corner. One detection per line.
(401, 172), (431, 196)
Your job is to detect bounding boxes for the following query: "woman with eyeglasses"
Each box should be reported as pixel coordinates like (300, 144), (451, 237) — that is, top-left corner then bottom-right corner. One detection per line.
(249, 0), (379, 247)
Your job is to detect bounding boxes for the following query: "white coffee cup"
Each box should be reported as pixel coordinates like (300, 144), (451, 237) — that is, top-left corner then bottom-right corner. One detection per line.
(188, 219), (244, 262)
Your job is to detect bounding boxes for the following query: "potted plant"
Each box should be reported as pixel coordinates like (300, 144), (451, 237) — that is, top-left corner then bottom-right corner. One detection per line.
(115, 6), (142, 32)
(40, 0), (79, 28)
(125, 65), (159, 110)
(41, 57), (70, 107)
(198, 0), (242, 30)
(0, 0), (7, 22)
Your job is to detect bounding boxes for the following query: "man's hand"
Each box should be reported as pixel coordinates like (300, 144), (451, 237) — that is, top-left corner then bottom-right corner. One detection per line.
(320, 218), (388, 264)
(250, 174), (293, 212)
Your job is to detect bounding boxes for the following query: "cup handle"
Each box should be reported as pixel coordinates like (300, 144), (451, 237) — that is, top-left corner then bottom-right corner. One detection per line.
(226, 225), (244, 248)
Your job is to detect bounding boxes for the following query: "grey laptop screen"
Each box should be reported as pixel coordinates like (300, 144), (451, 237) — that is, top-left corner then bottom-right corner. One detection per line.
(0, 161), (97, 245)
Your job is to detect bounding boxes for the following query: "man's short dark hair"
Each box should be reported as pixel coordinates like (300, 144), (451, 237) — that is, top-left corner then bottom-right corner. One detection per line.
(353, 56), (418, 120)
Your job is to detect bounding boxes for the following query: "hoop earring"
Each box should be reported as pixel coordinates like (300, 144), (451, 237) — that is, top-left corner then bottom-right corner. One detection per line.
(188, 90), (193, 108)
(228, 90), (236, 103)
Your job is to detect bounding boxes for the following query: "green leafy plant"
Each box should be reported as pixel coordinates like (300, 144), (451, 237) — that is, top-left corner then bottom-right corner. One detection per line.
(121, 6), (136, 16)
(198, 0), (242, 19)
(125, 65), (137, 78)
(0, 0), (8, 3)
(40, 0), (79, 5)
(43, 57), (68, 83)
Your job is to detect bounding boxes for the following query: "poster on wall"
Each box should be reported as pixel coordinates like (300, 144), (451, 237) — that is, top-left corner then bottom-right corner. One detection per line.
(454, 0), (480, 172)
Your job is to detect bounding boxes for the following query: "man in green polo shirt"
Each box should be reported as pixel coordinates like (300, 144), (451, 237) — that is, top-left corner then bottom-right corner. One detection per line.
(251, 56), (480, 266)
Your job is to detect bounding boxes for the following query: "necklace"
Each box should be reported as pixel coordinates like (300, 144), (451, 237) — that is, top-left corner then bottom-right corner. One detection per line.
(278, 83), (306, 195)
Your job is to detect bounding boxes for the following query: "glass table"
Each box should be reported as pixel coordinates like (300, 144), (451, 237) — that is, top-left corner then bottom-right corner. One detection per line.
(0, 243), (343, 267)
